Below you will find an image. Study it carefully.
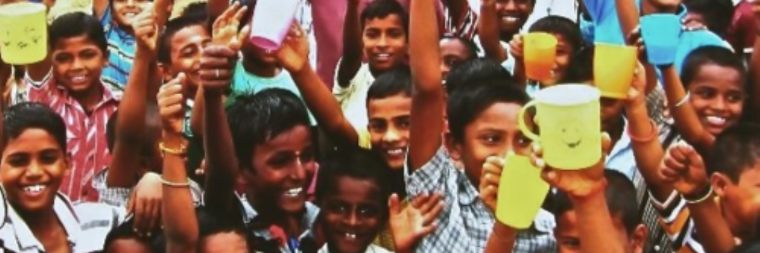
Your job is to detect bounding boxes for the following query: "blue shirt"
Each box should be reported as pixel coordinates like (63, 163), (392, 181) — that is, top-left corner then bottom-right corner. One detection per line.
(581, 0), (727, 75)
(100, 5), (135, 94)
(229, 61), (317, 125)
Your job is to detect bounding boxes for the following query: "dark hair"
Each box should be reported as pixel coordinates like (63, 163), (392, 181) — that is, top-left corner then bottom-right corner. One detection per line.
(158, 12), (208, 64)
(561, 46), (594, 83)
(553, 170), (641, 234)
(49, 12), (108, 57)
(680, 46), (747, 90)
(4, 103), (67, 154)
(182, 2), (208, 19)
(360, 0), (409, 34)
(528, 16), (584, 55)
(683, 0), (734, 37)
(105, 103), (160, 156)
(441, 34), (480, 59)
(446, 59), (528, 142)
(366, 65), (412, 106)
(316, 147), (392, 210)
(104, 218), (166, 253)
(444, 58), (513, 94)
(707, 124), (760, 181)
(226, 89), (311, 171)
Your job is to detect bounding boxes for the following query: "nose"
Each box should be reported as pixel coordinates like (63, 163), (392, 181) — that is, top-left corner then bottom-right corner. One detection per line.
(289, 156), (307, 183)
(126, 0), (137, 7)
(440, 62), (450, 78)
(25, 161), (44, 179)
(377, 35), (389, 47)
(345, 211), (359, 226)
(71, 57), (84, 71)
(501, 0), (518, 11)
(710, 96), (728, 112)
(383, 127), (400, 143)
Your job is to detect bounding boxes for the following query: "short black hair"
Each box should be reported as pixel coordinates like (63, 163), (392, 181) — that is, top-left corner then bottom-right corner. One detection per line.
(105, 103), (160, 156)
(707, 124), (760, 181)
(553, 170), (641, 234)
(681, 46), (747, 90)
(366, 65), (412, 106)
(683, 0), (734, 37)
(49, 12), (108, 57)
(446, 59), (528, 142)
(360, 0), (409, 34)
(561, 46), (594, 83)
(441, 34), (480, 59)
(104, 218), (166, 253)
(182, 1), (208, 19)
(528, 16), (584, 55)
(4, 103), (67, 154)
(226, 89), (312, 171)
(158, 11), (208, 64)
(444, 58), (513, 95)
(315, 148), (392, 222)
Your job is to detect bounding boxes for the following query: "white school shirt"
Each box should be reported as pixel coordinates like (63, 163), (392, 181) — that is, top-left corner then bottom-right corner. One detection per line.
(318, 244), (393, 253)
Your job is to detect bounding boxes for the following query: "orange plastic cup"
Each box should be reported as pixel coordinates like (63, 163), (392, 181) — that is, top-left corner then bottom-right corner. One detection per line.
(593, 43), (638, 99)
(523, 33), (558, 82)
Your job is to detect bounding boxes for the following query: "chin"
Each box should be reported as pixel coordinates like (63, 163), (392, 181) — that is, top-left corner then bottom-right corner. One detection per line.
(278, 198), (306, 214)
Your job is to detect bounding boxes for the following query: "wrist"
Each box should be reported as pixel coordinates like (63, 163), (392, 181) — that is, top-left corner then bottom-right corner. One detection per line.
(683, 183), (713, 203)
(568, 178), (608, 203)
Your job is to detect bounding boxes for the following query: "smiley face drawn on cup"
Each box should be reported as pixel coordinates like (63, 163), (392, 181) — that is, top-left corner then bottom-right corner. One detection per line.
(559, 118), (583, 149)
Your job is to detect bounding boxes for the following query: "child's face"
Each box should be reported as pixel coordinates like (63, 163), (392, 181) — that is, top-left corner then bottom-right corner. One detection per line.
(51, 35), (108, 94)
(447, 102), (532, 187)
(367, 94), (411, 170)
(495, 0), (534, 35)
(362, 14), (408, 72)
(111, 0), (150, 28)
(687, 64), (744, 136)
(0, 129), (69, 214)
(106, 238), (153, 253)
(545, 34), (574, 85)
(439, 38), (473, 79)
(242, 125), (315, 215)
(163, 25), (211, 90)
(713, 167), (760, 239)
(320, 176), (384, 253)
(201, 232), (249, 253)
(555, 211), (646, 253)
(600, 98), (625, 134)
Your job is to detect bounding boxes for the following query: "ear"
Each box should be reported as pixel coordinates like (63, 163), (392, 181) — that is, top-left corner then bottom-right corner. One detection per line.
(444, 133), (462, 160)
(711, 173), (732, 197)
(630, 224), (648, 253)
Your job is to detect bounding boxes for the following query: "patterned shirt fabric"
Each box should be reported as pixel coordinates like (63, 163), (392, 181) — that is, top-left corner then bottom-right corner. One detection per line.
(238, 195), (320, 253)
(100, 4), (135, 95)
(23, 74), (120, 203)
(650, 191), (707, 253)
(318, 244), (393, 253)
(0, 193), (126, 253)
(444, 3), (478, 40)
(92, 169), (204, 207)
(405, 147), (557, 253)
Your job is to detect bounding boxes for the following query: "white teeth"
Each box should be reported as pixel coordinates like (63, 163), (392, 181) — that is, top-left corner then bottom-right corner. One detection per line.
(377, 53), (389, 58)
(23, 185), (45, 193)
(72, 76), (85, 83)
(706, 116), (726, 125)
(284, 187), (302, 197)
(345, 233), (356, 239)
(387, 148), (403, 155)
(502, 17), (519, 22)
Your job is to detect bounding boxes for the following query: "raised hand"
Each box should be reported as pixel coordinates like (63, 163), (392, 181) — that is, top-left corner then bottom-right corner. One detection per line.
(508, 34), (524, 61)
(212, 2), (249, 51)
(389, 193), (443, 253)
(157, 73), (186, 134)
(531, 133), (612, 199)
(132, 3), (158, 52)
(276, 22), (310, 74)
(199, 44), (237, 95)
(660, 141), (710, 197)
(127, 172), (163, 237)
(479, 156), (504, 213)
(625, 62), (647, 104)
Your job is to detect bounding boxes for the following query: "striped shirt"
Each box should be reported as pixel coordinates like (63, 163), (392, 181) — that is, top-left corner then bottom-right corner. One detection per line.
(0, 193), (126, 253)
(650, 191), (706, 253)
(444, 3), (478, 40)
(23, 74), (120, 203)
(100, 4), (135, 95)
(405, 147), (557, 253)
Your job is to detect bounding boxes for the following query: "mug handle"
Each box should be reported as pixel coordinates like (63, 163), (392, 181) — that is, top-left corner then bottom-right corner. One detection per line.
(518, 100), (540, 141)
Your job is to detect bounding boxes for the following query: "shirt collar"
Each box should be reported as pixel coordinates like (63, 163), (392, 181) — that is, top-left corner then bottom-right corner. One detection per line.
(240, 195), (320, 240)
(3, 193), (81, 252)
(53, 78), (121, 107)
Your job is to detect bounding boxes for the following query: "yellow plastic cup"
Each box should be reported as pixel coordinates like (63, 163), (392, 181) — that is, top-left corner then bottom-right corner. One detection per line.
(593, 43), (638, 99)
(518, 84), (602, 170)
(496, 153), (550, 229)
(523, 32), (558, 82)
(0, 2), (48, 65)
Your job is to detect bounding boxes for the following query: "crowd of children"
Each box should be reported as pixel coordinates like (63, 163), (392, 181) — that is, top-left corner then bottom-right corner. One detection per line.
(0, 0), (756, 252)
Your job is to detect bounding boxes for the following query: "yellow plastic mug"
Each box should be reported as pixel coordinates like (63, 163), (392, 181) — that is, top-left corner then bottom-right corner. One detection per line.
(496, 153), (550, 229)
(518, 84), (602, 170)
(593, 43), (638, 99)
(523, 32), (557, 82)
(0, 2), (48, 65)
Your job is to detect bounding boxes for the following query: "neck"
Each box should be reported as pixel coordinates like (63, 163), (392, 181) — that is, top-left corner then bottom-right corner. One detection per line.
(500, 31), (518, 43)
(242, 58), (280, 78)
(19, 207), (63, 239)
(70, 83), (104, 113)
(640, 0), (679, 15)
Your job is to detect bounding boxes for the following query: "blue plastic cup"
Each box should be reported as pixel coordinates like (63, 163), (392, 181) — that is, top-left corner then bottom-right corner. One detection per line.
(640, 14), (681, 66)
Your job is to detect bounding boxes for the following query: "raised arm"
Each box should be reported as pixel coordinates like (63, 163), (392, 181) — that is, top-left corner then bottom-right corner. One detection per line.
(94, 0), (109, 20)
(661, 66), (714, 154)
(408, 0), (444, 171)
(478, 0), (507, 62)
(336, 0), (364, 87)
(107, 8), (156, 187)
(275, 24), (359, 147)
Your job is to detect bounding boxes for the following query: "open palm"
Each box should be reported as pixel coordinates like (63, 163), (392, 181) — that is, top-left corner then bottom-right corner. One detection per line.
(389, 193), (442, 252)
(275, 23), (310, 73)
(212, 2), (248, 50)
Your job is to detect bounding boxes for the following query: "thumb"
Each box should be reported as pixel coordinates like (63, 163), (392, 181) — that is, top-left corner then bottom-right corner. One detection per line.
(601, 132), (612, 155)
(388, 194), (401, 215)
(233, 25), (251, 52)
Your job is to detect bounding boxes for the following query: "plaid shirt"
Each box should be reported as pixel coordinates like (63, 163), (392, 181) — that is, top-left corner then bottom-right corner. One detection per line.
(23, 75), (120, 203)
(92, 169), (204, 207)
(405, 147), (556, 253)
(0, 193), (125, 253)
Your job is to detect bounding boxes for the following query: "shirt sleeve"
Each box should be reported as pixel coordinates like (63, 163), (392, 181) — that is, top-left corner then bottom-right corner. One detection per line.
(405, 146), (456, 198)
(649, 190), (704, 252)
(332, 58), (358, 108)
(91, 169), (132, 207)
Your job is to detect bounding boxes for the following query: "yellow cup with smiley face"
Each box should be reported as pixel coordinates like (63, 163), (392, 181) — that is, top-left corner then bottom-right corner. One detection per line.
(0, 2), (48, 65)
(518, 84), (602, 170)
